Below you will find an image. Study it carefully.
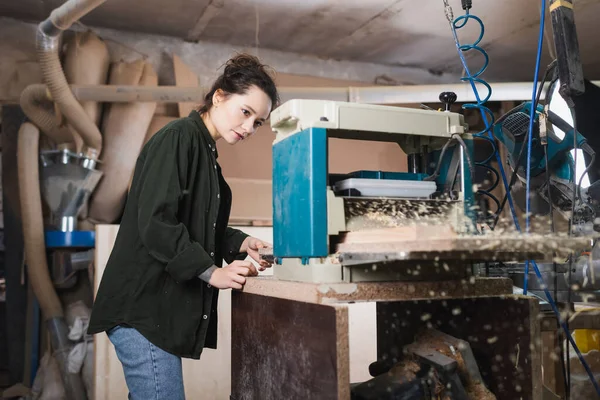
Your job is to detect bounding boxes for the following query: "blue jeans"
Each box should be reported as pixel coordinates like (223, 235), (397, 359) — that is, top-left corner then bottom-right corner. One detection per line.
(107, 325), (185, 400)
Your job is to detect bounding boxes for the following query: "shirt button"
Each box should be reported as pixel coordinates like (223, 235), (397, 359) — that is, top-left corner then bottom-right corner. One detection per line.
(210, 251), (214, 256)
(214, 165), (217, 169)
(213, 223), (216, 227)
(203, 315), (208, 320)
(207, 284), (211, 288)
(217, 194), (220, 198)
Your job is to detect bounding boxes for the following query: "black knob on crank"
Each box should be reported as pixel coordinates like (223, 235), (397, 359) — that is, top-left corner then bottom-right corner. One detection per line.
(439, 91), (457, 111)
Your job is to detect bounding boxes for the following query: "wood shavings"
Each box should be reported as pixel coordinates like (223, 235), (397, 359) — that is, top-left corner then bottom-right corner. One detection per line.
(344, 198), (460, 231)
(336, 225), (594, 261)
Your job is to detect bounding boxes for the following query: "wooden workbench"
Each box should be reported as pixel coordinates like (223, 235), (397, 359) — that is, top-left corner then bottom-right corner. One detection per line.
(230, 277), (542, 400)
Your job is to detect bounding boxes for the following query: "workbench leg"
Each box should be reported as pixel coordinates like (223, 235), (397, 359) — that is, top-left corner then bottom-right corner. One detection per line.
(542, 330), (567, 398)
(230, 292), (349, 400)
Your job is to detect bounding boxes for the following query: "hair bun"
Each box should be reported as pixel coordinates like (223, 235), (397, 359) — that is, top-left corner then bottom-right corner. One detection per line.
(224, 53), (270, 77)
(197, 52), (279, 114)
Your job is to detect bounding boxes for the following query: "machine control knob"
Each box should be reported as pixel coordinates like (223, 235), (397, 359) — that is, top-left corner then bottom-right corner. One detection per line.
(439, 91), (457, 111)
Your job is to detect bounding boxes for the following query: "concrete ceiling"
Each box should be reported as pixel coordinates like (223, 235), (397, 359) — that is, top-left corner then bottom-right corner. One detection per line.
(1, 0), (599, 83)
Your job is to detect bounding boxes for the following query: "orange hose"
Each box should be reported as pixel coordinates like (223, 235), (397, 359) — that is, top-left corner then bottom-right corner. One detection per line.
(36, 0), (107, 158)
(17, 122), (63, 320)
(20, 83), (79, 147)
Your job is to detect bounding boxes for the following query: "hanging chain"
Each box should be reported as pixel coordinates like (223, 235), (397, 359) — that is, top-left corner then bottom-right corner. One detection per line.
(443, 0), (455, 24)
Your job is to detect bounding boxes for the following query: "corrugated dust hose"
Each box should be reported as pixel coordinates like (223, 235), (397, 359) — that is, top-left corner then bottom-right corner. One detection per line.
(20, 83), (77, 149)
(17, 122), (63, 319)
(36, 0), (106, 159)
(17, 122), (87, 399)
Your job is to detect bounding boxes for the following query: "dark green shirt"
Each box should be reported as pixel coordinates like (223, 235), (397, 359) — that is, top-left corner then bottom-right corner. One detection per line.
(88, 111), (249, 359)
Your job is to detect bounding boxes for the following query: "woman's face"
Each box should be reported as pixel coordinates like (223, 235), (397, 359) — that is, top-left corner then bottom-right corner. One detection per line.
(210, 85), (272, 145)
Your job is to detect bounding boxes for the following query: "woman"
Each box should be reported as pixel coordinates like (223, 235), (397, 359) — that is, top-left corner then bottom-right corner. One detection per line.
(88, 53), (280, 399)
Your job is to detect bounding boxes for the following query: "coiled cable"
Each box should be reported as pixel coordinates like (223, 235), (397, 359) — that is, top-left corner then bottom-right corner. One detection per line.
(445, 6), (520, 227)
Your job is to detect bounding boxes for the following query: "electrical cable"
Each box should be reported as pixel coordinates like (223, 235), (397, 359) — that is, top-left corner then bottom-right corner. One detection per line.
(544, 147), (556, 233)
(577, 152), (595, 204)
(423, 137), (455, 182)
(546, 73), (560, 106)
(490, 61), (556, 230)
(452, 133), (476, 183)
(442, 3), (522, 229)
(523, 0), (548, 296)
(539, 60), (558, 105)
(424, 134), (476, 190)
(477, 164), (501, 219)
(477, 164), (500, 192)
(566, 108), (579, 396)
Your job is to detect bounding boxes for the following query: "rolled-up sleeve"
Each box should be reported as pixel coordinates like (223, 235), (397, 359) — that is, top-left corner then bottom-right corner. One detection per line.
(136, 130), (214, 282)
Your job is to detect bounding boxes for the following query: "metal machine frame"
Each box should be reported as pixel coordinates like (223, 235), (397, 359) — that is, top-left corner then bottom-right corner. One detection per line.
(269, 99), (475, 283)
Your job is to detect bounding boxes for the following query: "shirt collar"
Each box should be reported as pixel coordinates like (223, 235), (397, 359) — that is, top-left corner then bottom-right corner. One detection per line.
(189, 110), (219, 158)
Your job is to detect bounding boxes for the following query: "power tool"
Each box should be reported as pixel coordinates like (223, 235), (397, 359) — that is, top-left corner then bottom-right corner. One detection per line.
(493, 101), (593, 216)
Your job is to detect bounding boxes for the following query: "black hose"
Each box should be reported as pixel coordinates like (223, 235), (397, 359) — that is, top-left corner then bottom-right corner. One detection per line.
(452, 133), (476, 183)
(424, 137), (455, 182)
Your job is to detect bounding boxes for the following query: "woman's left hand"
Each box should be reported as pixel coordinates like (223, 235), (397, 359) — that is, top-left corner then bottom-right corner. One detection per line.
(240, 237), (272, 271)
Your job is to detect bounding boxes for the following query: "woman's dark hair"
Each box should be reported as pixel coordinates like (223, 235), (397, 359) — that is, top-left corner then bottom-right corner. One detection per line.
(197, 53), (279, 114)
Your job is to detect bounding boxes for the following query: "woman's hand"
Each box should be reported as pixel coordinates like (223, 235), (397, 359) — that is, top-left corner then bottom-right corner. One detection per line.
(208, 260), (258, 290)
(240, 237), (272, 271)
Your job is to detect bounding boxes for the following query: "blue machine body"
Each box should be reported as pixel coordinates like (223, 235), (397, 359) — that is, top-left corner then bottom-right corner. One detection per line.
(493, 101), (585, 181)
(273, 128), (328, 259)
(272, 127), (477, 260)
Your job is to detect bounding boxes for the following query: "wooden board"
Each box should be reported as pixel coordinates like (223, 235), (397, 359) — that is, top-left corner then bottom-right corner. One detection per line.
(240, 276), (513, 304)
(339, 224), (456, 244)
(376, 296), (542, 400)
(337, 231), (593, 260)
(231, 292), (349, 400)
(173, 54), (200, 118)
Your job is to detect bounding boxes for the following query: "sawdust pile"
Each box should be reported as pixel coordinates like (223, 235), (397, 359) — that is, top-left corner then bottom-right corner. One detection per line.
(467, 381), (497, 400)
(389, 360), (421, 383)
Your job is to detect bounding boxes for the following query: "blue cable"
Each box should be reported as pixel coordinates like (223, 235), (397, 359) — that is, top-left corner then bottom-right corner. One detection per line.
(449, 14), (522, 231)
(449, 4), (600, 396)
(524, 0), (547, 295)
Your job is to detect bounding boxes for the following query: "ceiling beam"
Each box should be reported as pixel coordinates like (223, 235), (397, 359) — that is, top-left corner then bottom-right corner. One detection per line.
(187, 0), (224, 42)
(330, 0), (403, 57)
